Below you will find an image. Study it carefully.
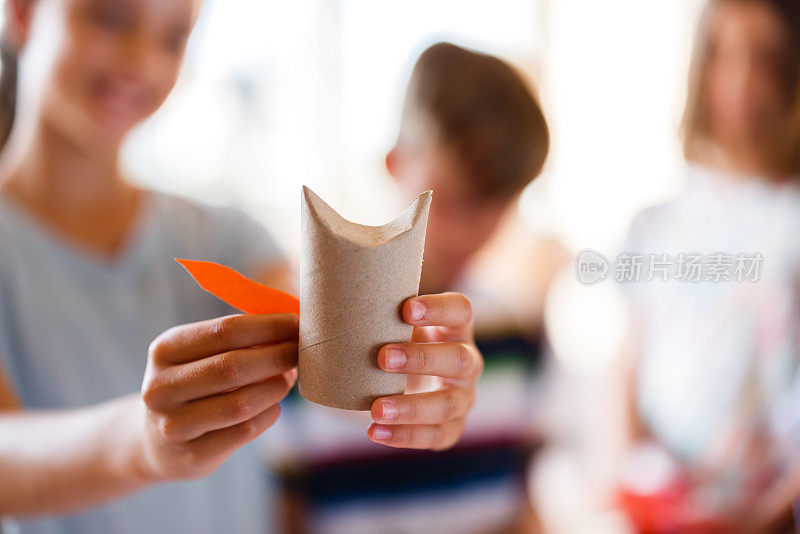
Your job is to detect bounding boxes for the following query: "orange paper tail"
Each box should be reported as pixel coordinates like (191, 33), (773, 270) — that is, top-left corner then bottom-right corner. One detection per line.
(176, 259), (299, 315)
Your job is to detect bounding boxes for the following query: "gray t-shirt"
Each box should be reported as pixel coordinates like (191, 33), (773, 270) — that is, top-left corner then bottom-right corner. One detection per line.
(0, 191), (285, 534)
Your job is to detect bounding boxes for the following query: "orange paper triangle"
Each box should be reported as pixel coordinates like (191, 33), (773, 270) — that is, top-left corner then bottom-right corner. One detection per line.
(176, 258), (299, 315)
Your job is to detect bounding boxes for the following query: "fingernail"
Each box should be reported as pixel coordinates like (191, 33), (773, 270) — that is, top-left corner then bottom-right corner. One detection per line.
(372, 424), (392, 440)
(384, 347), (406, 370)
(379, 401), (399, 422)
(286, 368), (298, 382)
(410, 300), (425, 321)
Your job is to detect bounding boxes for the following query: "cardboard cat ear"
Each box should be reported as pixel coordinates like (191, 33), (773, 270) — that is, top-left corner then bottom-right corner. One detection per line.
(176, 258), (299, 315)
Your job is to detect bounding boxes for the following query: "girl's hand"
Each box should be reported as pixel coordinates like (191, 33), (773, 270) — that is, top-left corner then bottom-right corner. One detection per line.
(368, 292), (483, 450)
(138, 314), (298, 480)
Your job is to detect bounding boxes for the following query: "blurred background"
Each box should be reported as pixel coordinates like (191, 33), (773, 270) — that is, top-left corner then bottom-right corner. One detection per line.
(122, 0), (700, 255)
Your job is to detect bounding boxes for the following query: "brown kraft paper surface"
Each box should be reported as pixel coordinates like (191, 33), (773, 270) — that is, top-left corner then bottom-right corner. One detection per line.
(298, 186), (432, 410)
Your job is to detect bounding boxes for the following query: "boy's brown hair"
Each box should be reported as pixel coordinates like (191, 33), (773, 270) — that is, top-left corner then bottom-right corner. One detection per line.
(397, 42), (549, 200)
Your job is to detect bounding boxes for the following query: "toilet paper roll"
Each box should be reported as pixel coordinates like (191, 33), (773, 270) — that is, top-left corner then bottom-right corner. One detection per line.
(298, 186), (432, 410)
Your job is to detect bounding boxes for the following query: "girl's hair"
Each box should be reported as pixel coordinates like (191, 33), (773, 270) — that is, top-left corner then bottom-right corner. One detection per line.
(681, 0), (800, 176)
(0, 34), (18, 152)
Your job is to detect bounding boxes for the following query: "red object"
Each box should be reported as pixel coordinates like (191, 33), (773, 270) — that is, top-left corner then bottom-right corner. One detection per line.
(176, 258), (299, 315)
(618, 484), (728, 534)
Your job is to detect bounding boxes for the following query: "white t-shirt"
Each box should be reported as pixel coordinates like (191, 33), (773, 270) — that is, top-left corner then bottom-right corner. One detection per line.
(622, 164), (800, 473)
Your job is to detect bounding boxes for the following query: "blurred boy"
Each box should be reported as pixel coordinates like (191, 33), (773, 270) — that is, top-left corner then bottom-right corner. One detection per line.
(272, 42), (562, 534)
(387, 42), (551, 297)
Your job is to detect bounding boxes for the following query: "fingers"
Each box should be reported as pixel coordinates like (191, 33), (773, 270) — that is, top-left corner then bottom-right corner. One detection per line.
(143, 341), (298, 407)
(188, 404), (281, 468)
(378, 342), (482, 380)
(371, 387), (475, 425)
(402, 293), (472, 328)
(367, 419), (465, 450)
(149, 313), (299, 365)
(152, 373), (294, 442)
(367, 292), (480, 452)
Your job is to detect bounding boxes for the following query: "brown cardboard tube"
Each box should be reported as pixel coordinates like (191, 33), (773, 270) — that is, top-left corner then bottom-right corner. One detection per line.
(298, 186), (432, 411)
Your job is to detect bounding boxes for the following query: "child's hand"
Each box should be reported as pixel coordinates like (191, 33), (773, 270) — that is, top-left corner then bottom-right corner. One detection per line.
(368, 293), (482, 450)
(138, 314), (298, 480)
